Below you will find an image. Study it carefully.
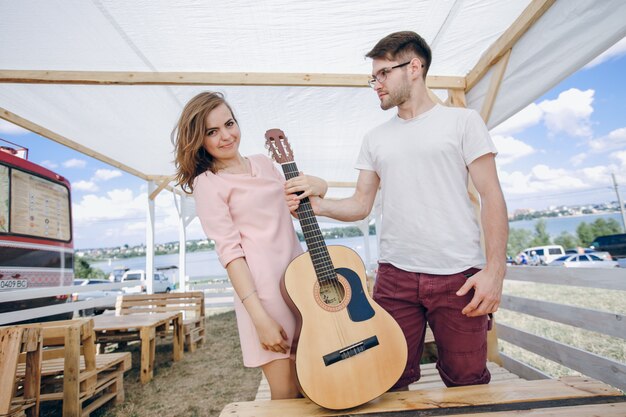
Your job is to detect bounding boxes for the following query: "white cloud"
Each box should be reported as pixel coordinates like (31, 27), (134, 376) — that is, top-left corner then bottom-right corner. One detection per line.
(570, 153), (587, 167)
(73, 189), (145, 223)
(0, 119), (29, 135)
(584, 37), (626, 69)
(499, 164), (587, 196)
(589, 127), (626, 152)
(538, 88), (594, 137)
(611, 150), (626, 166)
(93, 169), (122, 181)
(63, 158), (87, 168)
(491, 103), (543, 136)
(72, 180), (99, 192)
(72, 187), (192, 248)
(492, 135), (535, 165)
(40, 160), (58, 169)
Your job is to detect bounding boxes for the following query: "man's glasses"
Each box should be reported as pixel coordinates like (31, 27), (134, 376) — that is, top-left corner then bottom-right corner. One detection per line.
(367, 60), (422, 88)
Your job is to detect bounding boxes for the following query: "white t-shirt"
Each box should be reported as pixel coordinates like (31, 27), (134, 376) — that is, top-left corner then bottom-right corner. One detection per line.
(356, 104), (497, 274)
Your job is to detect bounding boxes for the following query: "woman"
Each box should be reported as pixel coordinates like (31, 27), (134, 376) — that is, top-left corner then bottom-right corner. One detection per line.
(173, 92), (325, 399)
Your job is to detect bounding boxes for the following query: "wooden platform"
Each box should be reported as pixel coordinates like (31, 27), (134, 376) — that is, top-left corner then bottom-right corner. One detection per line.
(223, 376), (625, 417)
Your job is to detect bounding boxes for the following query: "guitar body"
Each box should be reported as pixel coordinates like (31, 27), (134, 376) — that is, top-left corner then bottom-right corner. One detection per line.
(282, 245), (408, 410)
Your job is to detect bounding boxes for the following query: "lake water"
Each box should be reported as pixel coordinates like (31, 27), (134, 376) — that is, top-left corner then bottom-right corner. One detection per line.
(91, 212), (624, 279)
(91, 235), (380, 280)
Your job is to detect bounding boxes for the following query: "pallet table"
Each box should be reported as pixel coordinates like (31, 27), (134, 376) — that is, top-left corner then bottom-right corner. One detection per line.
(92, 312), (183, 384)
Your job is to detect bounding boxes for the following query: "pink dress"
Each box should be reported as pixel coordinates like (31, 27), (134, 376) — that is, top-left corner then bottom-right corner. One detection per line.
(193, 154), (303, 367)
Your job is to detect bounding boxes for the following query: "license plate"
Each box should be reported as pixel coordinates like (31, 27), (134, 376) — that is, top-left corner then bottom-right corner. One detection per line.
(0, 279), (29, 290)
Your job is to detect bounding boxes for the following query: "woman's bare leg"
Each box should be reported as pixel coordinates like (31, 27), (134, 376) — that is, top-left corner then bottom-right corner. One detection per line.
(261, 358), (301, 400)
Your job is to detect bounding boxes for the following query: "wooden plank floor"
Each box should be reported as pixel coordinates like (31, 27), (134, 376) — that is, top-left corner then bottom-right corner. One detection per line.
(254, 361), (520, 401)
(223, 376), (625, 417)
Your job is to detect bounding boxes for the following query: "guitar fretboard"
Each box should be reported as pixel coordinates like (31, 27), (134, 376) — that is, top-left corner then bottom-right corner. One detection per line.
(282, 162), (335, 283)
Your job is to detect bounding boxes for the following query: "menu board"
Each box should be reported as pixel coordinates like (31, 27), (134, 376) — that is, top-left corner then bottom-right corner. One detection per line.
(0, 165), (8, 233)
(10, 169), (71, 241)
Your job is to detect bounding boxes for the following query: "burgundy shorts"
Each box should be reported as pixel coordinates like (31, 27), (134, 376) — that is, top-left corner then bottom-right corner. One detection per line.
(373, 262), (491, 388)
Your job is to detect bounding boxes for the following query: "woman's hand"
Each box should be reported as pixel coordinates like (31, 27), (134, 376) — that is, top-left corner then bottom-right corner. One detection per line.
(254, 315), (290, 354)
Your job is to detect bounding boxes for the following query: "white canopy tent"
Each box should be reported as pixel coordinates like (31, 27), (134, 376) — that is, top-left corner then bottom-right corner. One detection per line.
(1, 0), (625, 290)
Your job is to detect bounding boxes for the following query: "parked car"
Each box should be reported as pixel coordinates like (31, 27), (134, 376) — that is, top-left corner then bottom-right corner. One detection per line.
(517, 245), (565, 265)
(121, 270), (172, 294)
(590, 234), (626, 259)
(72, 279), (122, 316)
(564, 248), (613, 261)
(549, 254), (619, 268)
(108, 266), (129, 282)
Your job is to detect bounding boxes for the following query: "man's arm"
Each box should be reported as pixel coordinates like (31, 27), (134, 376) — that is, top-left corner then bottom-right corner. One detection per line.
(286, 170), (380, 221)
(457, 153), (509, 317)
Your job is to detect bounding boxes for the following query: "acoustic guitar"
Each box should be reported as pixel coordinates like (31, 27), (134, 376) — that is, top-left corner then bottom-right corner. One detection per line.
(265, 128), (408, 410)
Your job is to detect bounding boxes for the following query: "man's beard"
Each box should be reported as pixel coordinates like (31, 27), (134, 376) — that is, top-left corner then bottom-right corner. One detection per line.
(380, 79), (411, 110)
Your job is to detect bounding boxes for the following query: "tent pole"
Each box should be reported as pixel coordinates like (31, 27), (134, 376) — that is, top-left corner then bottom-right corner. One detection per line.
(146, 181), (156, 294)
(175, 193), (188, 292)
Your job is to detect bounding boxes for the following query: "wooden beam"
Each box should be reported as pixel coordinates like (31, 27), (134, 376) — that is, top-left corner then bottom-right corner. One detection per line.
(448, 89), (467, 108)
(0, 69), (466, 89)
(501, 294), (626, 340)
(427, 89), (444, 105)
(327, 181), (357, 188)
(148, 178), (173, 201)
(480, 48), (512, 123)
(505, 266), (626, 291)
(0, 107), (149, 180)
(465, 0), (555, 93)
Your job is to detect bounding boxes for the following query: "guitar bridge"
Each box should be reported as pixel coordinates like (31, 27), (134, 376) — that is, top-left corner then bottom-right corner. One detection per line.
(322, 336), (379, 366)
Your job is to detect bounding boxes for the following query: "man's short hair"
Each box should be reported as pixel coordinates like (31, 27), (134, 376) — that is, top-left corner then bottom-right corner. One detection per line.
(366, 31), (432, 79)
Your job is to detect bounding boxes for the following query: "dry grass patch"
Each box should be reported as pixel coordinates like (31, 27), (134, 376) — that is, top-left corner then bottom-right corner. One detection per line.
(41, 309), (261, 417)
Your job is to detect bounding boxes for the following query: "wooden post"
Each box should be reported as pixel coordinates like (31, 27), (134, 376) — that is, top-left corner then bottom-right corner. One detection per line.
(62, 324), (81, 417)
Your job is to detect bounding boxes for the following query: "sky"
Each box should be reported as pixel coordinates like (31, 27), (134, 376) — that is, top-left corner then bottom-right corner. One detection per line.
(1, 39), (625, 250)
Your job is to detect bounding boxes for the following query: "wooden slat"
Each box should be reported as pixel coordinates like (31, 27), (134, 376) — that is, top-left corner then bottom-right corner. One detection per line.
(498, 324), (626, 391)
(0, 328), (23, 414)
(500, 352), (550, 381)
(505, 266), (626, 291)
(465, 0), (556, 92)
(62, 324), (81, 417)
(227, 376), (623, 417)
(501, 294), (626, 339)
(0, 69), (466, 89)
(480, 48), (511, 123)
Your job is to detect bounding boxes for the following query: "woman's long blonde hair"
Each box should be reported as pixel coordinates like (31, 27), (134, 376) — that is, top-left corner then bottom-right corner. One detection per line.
(172, 92), (237, 193)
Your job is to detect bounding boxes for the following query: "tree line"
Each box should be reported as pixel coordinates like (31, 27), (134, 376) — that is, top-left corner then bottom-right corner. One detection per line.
(507, 218), (622, 257)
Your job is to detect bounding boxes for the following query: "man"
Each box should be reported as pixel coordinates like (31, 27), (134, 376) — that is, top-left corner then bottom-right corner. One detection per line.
(285, 31), (508, 389)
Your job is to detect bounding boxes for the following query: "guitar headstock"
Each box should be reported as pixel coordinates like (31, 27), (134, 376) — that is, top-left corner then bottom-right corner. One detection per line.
(265, 129), (294, 164)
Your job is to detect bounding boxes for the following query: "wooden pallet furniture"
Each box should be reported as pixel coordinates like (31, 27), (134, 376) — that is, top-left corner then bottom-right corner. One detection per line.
(92, 312), (183, 384)
(0, 327), (42, 417)
(224, 376), (625, 417)
(12, 319), (131, 417)
(116, 292), (205, 352)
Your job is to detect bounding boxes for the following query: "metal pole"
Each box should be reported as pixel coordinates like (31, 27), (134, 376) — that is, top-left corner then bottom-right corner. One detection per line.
(612, 173), (626, 233)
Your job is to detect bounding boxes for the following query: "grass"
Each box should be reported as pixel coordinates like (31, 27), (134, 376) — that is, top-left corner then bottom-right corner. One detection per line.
(497, 280), (626, 378)
(40, 309), (261, 417)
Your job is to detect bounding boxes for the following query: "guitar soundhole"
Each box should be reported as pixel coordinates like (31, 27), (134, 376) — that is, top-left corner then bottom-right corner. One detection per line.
(314, 275), (351, 312)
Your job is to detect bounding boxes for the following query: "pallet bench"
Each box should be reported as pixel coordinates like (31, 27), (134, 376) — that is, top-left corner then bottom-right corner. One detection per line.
(13, 319), (131, 417)
(115, 292), (205, 352)
(0, 327), (42, 417)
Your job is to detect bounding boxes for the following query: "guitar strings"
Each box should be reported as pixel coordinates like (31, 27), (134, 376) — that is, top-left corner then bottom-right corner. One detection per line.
(283, 160), (348, 345)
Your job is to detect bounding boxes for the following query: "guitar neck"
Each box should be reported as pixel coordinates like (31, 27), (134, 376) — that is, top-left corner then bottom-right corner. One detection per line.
(281, 162), (335, 282)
